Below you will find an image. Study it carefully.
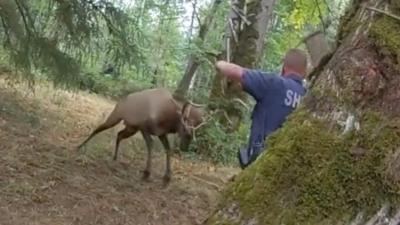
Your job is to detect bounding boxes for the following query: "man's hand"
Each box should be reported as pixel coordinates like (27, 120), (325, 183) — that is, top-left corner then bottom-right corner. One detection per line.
(215, 60), (244, 84)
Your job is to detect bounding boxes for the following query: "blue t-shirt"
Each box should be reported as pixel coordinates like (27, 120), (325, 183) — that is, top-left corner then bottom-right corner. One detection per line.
(242, 69), (306, 153)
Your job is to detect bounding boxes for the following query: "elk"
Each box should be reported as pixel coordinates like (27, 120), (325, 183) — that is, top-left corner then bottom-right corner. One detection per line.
(77, 88), (204, 186)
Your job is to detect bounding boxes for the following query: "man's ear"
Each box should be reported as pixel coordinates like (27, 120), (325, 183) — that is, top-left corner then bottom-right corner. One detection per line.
(281, 66), (286, 75)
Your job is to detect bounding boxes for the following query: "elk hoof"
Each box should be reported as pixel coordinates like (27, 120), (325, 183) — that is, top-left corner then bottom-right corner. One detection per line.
(141, 170), (151, 181)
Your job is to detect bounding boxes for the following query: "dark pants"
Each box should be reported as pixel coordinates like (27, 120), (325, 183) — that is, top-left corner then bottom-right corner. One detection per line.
(238, 144), (264, 169)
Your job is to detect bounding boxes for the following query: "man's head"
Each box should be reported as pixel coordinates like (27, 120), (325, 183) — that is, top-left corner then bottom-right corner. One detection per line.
(281, 48), (308, 78)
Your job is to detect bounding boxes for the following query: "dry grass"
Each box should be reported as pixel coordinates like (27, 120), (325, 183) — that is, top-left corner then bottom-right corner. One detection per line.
(0, 77), (239, 225)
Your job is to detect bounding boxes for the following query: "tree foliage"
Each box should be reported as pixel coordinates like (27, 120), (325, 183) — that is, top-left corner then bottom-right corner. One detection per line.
(263, 0), (350, 71)
(0, 0), (146, 87)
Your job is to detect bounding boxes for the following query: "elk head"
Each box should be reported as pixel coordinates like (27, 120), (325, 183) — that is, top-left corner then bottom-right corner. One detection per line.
(182, 101), (204, 133)
(173, 100), (205, 149)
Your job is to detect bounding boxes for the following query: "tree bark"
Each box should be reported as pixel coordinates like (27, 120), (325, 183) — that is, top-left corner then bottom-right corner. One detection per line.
(175, 0), (222, 99)
(204, 0), (400, 224)
(187, 0), (197, 44)
(208, 0), (277, 130)
(304, 31), (331, 68)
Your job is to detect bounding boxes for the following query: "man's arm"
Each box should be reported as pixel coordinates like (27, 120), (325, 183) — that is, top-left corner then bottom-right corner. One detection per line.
(215, 60), (244, 84)
(215, 60), (280, 101)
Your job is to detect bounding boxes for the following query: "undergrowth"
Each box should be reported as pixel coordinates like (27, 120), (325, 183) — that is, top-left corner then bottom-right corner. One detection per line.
(188, 117), (251, 166)
(77, 70), (148, 100)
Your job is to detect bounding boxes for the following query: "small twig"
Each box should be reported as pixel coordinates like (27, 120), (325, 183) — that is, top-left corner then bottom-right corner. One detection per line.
(193, 121), (207, 131)
(190, 174), (221, 190)
(228, 19), (238, 44)
(192, 109), (221, 131)
(313, 0), (326, 33)
(86, 0), (120, 33)
(188, 109), (222, 141)
(186, 100), (206, 108)
(226, 36), (231, 62)
(222, 111), (233, 126)
(294, 30), (322, 48)
(220, 79), (226, 96)
(232, 98), (249, 111)
(322, 0), (332, 14)
(231, 4), (250, 25)
(195, 10), (201, 27)
(365, 6), (400, 21)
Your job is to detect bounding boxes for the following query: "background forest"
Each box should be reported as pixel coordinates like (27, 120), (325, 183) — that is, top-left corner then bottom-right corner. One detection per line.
(0, 0), (349, 164)
(2, 0), (400, 224)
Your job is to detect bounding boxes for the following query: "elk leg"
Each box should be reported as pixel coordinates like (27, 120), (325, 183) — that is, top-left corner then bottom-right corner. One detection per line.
(78, 113), (121, 149)
(159, 135), (172, 186)
(141, 131), (153, 181)
(78, 123), (111, 149)
(114, 127), (137, 161)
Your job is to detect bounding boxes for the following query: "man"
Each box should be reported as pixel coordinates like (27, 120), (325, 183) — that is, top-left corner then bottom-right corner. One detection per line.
(215, 48), (308, 169)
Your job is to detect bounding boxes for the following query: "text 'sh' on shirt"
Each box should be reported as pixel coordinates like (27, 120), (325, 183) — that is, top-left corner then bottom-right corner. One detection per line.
(241, 68), (307, 152)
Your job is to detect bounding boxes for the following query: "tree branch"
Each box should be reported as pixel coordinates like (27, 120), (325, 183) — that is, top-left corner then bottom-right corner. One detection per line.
(84, 0), (119, 34)
(295, 30), (322, 48)
(17, 0), (36, 33)
(313, 0), (326, 33)
(228, 19), (238, 44)
(194, 10), (201, 27)
(14, 0), (31, 37)
(365, 6), (400, 21)
(231, 4), (250, 25)
(1, 17), (11, 45)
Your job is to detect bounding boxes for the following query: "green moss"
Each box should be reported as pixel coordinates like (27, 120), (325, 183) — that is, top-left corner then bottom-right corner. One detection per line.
(210, 109), (400, 225)
(204, 216), (240, 225)
(370, 16), (400, 57)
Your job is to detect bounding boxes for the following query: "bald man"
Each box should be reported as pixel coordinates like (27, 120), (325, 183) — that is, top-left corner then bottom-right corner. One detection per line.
(215, 48), (308, 169)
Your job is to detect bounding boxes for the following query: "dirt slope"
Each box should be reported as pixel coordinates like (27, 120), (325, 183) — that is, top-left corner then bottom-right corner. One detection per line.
(0, 78), (239, 225)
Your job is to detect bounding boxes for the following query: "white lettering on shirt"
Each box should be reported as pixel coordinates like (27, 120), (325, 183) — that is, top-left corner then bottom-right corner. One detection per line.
(284, 89), (302, 108)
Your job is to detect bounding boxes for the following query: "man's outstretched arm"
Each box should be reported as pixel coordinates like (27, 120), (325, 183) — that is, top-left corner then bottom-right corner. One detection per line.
(215, 60), (244, 84)
(215, 60), (279, 101)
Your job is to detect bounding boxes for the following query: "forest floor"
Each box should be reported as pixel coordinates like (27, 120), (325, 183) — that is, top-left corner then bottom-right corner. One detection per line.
(0, 76), (240, 225)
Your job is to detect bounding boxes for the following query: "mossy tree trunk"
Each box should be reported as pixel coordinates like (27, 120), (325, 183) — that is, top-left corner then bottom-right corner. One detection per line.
(208, 0), (277, 131)
(204, 0), (400, 224)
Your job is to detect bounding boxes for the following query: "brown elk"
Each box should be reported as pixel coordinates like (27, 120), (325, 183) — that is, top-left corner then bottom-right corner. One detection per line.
(77, 88), (204, 186)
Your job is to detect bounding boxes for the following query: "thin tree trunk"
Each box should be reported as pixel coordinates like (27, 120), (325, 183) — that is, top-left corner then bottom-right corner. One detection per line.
(304, 31), (331, 68)
(175, 57), (200, 97)
(187, 0), (197, 44)
(174, 0), (222, 99)
(209, 0), (277, 130)
(151, 0), (170, 88)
